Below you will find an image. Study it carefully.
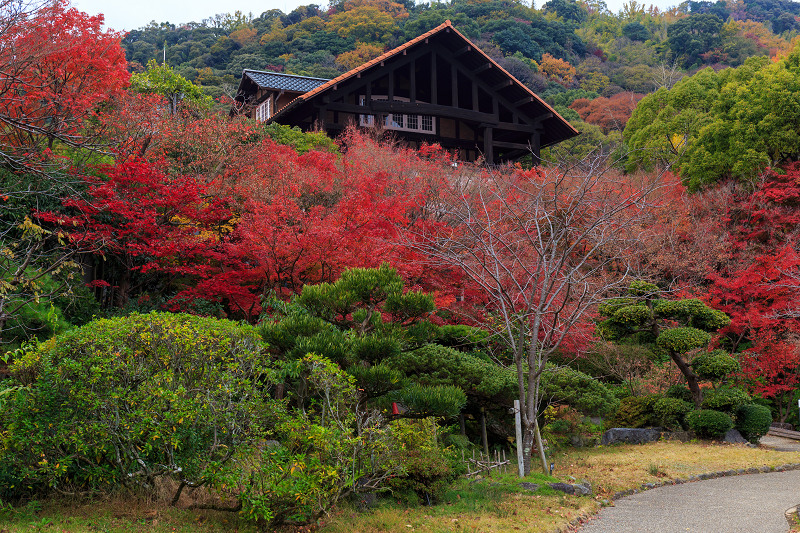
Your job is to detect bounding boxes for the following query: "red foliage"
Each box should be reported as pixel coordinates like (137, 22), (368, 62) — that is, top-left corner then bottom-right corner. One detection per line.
(569, 92), (645, 133)
(51, 130), (471, 321)
(42, 160), (234, 308)
(0, 0), (129, 167)
(703, 164), (800, 409)
(739, 331), (800, 422)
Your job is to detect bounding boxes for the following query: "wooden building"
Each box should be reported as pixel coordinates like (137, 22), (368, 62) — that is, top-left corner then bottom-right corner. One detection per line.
(233, 21), (578, 164)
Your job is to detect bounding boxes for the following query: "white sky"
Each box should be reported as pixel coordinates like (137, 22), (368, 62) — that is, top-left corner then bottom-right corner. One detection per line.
(72, 0), (680, 32)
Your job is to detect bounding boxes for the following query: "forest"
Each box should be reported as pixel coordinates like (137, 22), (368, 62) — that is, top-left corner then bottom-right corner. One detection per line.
(1, 0), (800, 528)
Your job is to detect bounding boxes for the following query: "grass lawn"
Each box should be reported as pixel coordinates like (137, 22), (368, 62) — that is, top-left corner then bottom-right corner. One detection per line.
(0, 441), (797, 533)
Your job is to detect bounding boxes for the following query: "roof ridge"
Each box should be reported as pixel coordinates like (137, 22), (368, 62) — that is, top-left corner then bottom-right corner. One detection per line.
(243, 69), (331, 82)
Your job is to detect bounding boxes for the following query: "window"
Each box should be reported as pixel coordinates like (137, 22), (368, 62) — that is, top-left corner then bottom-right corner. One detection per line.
(359, 95), (435, 134)
(421, 115), (433, 132)
(255, 98), (271, 122)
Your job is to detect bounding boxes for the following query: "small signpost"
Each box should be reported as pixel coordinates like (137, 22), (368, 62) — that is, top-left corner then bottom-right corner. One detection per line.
(514, 399), (524, 477)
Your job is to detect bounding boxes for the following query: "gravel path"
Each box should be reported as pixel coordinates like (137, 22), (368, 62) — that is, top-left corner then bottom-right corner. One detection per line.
(577, 469), (800, 532)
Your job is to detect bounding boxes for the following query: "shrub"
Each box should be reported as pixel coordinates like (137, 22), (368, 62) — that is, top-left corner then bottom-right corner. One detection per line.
(735, 403), (772, 444)
(384, 418), (461, 504)
(2, 312), (272, 500)
(665, 384), (693, 404)
(686, 409), (733, 439)
(653, 397), (693, 430)
(692, 350), (740, 382)
(701, 386), (751, 414)
(610, 394), (662, 428)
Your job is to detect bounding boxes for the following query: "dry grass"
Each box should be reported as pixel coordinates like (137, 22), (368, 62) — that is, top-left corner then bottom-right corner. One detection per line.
(555, 440), (800, 497)
(319, 441), (800, 533)
(1, 441), (797, 533)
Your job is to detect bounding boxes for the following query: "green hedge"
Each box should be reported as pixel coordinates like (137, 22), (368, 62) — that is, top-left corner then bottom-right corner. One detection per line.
(686, 409), (733, 439)
(735, 403), (772, 444)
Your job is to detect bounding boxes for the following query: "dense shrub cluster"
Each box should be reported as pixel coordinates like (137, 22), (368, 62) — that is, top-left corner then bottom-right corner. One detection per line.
(2, 312), (272, 499)
(686, 409), (733, 439)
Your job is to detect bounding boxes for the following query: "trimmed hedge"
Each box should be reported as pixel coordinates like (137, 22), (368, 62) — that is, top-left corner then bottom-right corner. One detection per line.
(686, 409), (733, 439)
(735, 403), (772, 444)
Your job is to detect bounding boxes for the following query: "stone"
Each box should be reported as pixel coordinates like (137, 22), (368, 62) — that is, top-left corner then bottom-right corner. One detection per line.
(549, 482), (576, 495)
(601, 428), (663, 446)
(573, 483), (592, 496)
(519, 482), (540, 491)
(723, 429), (748, 444)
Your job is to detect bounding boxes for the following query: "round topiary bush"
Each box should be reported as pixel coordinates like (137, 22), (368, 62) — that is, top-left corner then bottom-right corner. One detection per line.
(686, 409), (733, 439)
(735, 403), (772, 444)
(701, 386), (751, 414)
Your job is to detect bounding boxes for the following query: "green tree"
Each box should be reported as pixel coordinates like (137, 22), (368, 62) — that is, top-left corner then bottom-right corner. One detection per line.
(130, 59), (213, 113)
(259, 265), (467, 419)
(597, 281), (732, 407)
(667, 13), (724, 68)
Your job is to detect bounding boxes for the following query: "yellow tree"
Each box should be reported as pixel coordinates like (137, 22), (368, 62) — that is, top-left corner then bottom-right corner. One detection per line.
(336, 42), (384, 70)
(328, 6), (396, 43)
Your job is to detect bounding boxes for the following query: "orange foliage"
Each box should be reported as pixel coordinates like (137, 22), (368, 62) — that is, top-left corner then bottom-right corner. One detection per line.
(229, 25), (257, 47)
(535, 53), (576, 86)
(342, 0), (409, 21)
(569, 92), (645, 133)
(336, 42), (385, 70)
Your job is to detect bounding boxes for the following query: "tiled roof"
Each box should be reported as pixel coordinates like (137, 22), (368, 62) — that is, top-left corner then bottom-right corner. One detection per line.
(243, 70), (330, 93)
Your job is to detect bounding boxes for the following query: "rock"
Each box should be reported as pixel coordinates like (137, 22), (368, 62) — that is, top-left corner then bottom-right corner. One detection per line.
(352, 491), (377, 510)
(549, 482), (592, 496)
(723, 429), (748, 444)
(519, 482), (540, 491)
(601, 428), (663, 446)
(549, 482), (576, 495)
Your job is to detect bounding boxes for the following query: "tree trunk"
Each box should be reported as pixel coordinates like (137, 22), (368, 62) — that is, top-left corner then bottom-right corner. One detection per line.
(669, 352), (703, 408)
(521, 425), (535, 476)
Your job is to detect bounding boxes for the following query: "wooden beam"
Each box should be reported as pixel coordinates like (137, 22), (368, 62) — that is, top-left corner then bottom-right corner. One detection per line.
(493, 140), (532, 150)
(322, 101), (497, 124)
(492, 79), (513, 91)
(475, 63), (492, 74)
(453, 45), (471, 57)
(530, 112), (553, 123)
(513, 96), (534, 107)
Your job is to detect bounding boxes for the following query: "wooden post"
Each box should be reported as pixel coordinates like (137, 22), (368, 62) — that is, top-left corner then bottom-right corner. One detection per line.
(431, 52), (438, 105)
(480, 407), (489, 456)
(484, 127), (493, 165)
(514, 400), (524, 478)
(410, 58), (416, 103)
(451, 64), (458, 109)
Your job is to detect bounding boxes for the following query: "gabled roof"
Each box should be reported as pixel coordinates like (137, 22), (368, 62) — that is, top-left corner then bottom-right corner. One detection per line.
(268, 20), (579, 148)
(242, 69), (330, 93)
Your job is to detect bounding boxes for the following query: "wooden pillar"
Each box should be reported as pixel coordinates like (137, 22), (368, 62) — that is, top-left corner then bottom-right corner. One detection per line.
(431, 52), (438, 105)
(531, 129), (541, 164)
(484, 126), (494, 165)
(480, 407), (489, 456)
(472, 81), (479, 112)
(451, 64), (458, 108)
(410, 59), (416, 103)
(388, 70), (394, 101)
